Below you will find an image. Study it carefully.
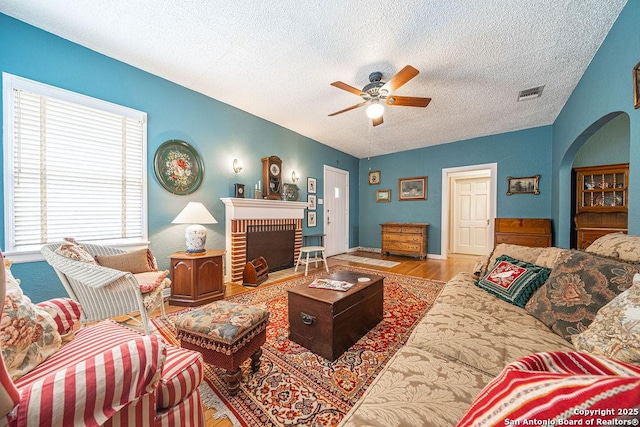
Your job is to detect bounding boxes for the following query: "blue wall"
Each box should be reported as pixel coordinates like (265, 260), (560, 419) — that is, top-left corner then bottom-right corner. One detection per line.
(0, 14), (359, 302)
(359, 126), (553, 253)
(552, 0), (639, 247)
(573, 114), (629, 168)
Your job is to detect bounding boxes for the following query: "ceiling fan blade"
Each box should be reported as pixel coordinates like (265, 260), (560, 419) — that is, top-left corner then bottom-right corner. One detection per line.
(372, 115), (384, 127)
(328, 102), (366, 116)
(330, 81), (365, 96)
(386, 96), (431, 108)
(381, 65), (419, 94)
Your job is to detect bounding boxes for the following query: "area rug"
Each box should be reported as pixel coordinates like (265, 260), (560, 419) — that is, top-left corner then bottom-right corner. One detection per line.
(153, 265), (444, 426)
(330, 254), (400, 268)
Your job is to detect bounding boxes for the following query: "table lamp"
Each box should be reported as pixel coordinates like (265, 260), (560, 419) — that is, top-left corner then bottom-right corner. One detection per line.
(172, 202), (218, 253)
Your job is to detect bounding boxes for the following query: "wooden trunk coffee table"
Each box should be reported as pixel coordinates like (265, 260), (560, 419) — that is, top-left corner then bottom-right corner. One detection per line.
(287, 271), (384, 361)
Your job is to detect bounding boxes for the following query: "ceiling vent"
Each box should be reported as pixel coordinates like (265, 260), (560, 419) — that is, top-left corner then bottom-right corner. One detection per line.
(517, 85), (545, 101)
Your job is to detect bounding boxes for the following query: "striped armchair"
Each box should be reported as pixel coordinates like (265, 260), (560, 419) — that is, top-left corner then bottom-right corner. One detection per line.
(41, 242), (168, 334)
(1, 251), (205, 426)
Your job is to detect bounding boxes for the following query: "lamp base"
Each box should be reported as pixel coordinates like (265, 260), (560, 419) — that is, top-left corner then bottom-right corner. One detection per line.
(185, 248), (207, 254)
(184, 224), (207, 254)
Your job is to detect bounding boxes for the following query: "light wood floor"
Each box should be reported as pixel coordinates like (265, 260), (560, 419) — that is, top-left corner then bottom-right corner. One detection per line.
(161, 251), (478, 427)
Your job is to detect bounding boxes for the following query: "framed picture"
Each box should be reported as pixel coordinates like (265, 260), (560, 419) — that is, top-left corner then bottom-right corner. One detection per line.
(307, 177), (317, 194)
(307, 194), (317, 210)
(398, 176), (427, 201)
(307, 211), (317, 227)
(506, 175), (540, 195)
(153, 139), (204, 195)
(376, 189), (391, 202)
(634, 61), (640, 109)
(368, 170), (381, 185)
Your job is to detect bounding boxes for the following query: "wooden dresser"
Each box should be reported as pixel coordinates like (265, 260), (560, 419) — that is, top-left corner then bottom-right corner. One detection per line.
(380, 222), (429, 259)
(494, 218), (552, 247)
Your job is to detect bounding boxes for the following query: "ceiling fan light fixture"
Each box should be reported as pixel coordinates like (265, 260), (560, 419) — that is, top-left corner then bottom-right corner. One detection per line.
(366, 101), (384, 119)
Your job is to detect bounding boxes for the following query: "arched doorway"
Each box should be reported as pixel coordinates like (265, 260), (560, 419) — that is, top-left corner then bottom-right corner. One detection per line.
(557, 112), (630, 248)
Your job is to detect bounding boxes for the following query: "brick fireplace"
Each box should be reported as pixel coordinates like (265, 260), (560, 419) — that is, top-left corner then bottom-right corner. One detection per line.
(220, 198), (308, 283)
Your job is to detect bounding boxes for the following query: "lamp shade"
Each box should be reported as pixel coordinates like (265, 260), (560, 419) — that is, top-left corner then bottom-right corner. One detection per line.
(172, 202), (218, 224)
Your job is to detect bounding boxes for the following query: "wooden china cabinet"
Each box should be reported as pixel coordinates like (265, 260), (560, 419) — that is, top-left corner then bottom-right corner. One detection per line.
(573, 163), (628, 250)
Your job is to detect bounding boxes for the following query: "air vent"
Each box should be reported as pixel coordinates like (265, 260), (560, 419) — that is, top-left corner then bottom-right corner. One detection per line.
(517, 85), (545, 101)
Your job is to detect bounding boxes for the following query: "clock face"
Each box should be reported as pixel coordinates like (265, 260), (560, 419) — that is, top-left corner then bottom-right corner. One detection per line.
(270, 163), (281, 176)
(238, 187), (244, 194)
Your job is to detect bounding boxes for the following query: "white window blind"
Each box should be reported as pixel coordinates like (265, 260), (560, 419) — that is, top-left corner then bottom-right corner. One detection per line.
(3, 73), (148, 258)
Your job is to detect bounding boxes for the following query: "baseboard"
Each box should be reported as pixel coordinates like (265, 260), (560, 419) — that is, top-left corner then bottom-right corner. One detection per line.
(350, 246), (444, 260)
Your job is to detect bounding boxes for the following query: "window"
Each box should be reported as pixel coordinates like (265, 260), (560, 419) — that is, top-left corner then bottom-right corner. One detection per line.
(3, 73), (148, 261)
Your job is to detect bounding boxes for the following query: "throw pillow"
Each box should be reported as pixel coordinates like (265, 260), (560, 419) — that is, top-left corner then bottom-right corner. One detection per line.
(571, 273), (640, 363)
(54, 237), (97, 264)
(95, 248), (157, 274)
(535, 247), (572, 269)
(133, 270), (169, 293)
(585, 232), (640, 262)
(487, 243), (545, 271)
(525, 249), (640, 341)
(475, 255), (550, 308)
(458, 351), (640, 426)
(1, 285), (62, 381)
(36, 298), (82, 337)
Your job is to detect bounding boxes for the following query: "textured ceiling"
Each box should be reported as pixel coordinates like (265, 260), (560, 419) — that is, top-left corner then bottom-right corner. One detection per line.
(0, 1), (627, 158)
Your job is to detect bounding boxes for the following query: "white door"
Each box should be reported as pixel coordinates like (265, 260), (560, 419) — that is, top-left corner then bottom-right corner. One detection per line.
(324, 165), (349, 256)
(451, 176), (491, 255)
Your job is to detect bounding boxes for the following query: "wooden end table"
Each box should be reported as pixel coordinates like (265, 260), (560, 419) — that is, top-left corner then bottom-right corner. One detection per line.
(168, 249), (225, 306)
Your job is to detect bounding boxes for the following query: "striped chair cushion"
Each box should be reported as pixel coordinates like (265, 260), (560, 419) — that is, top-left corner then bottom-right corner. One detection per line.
(459, 351), (640, 426)
(156, 343), (204, 409)
(14, 320), (203, 412)
(155, 386), (205, 427)
(36, 298), (82, 335)
(16, 333), (164, 426)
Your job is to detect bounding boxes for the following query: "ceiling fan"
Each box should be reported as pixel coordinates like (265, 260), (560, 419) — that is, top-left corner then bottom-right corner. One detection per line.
(328, 65), (431, 127)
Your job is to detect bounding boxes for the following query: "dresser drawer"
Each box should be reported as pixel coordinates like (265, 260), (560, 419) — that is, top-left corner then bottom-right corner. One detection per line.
(382, 225), (403, 233)
(383, 241), (422, 252)
(401, 226), (424, 234)
(383, 233), (423, 244)
(494, 233), (551, 247)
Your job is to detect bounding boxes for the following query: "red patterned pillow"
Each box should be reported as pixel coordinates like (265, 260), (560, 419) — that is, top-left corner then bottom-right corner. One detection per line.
(476, 255), (550, 307)
(134, 270), (169, 293)
(458, 352), (640, 426)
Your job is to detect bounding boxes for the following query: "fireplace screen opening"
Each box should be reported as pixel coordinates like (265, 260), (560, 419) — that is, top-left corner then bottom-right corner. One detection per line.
(246, 224), (296, 272)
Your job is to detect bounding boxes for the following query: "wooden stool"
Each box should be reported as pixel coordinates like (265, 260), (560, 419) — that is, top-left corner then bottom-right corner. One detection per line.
(295, 234), (329, 276)
(174, 300), (269, 395)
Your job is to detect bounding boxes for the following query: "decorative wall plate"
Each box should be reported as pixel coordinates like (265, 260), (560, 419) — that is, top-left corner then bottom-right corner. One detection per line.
(154, 140), (204, 195)
(283, 183), (299, 201)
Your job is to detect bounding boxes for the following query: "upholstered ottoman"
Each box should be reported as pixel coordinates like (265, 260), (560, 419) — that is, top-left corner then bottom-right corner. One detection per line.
(174, 300), (269, 395)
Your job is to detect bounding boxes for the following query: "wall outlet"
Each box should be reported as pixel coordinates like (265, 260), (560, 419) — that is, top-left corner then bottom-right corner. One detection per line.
(318, 198), (324, 205)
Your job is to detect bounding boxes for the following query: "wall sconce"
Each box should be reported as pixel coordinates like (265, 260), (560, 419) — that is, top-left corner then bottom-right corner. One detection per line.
(291, 171), (299, 182)
(232, 159), (243, 173)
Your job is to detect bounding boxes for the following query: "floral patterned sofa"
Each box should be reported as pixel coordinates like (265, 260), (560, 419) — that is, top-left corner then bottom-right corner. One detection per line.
(340, 233), (640, 426)
(0, 251), (206, 426)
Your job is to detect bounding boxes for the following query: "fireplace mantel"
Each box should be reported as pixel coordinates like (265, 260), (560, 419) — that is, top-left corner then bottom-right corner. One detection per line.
(220, 198), (308, 220)
(220, 198), (308, 282)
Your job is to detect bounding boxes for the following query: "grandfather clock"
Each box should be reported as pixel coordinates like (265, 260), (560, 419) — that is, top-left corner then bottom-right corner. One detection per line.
(262, 156), (282, 200)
